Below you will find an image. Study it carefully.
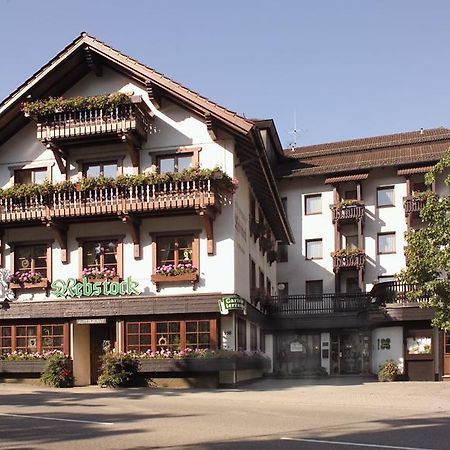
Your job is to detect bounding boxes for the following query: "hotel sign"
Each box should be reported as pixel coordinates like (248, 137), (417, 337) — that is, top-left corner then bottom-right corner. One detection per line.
(219, 296), (247, 315)
(51, 277), (141, 298)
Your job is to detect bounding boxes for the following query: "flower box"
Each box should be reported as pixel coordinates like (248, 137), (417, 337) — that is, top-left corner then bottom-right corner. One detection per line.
(81, 276), (121, 284)
(151, 272), (198, 284)
(0, 360), (47, 373)
(9, 278), (49, 289)
(137, 357), (269, 373)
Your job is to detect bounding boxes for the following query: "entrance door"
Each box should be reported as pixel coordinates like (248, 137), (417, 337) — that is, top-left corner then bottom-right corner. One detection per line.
(444, 333), (450, 376)
(90, 324), (113, 385)
(331, 332), (367, 375)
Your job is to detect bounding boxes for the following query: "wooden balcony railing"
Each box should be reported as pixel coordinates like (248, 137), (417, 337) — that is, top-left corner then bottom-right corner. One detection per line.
(0, 180), (220, 223)
(370, 281), (426, 305)
(267, 293), (371, 316)
(403, 196), (427, 216)
(331, 203), (365, 223)
(35, 98), (150, 142)
(332, 251), (365, 272)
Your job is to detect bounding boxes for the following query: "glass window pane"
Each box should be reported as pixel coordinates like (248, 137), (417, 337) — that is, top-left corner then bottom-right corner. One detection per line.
(158, 238), (175, 265)
(128, 335), (138, 345)
(140, 334), (151, 346)
(160, 158), (175, 174)
(305, 195), (321, 214)
(86, 164), (101, 178)
(128, 323), (138, 334)
(33, 169), (47, 184)
(306, 240), (322, 259)
(140, 323), (150, 334)
(345, 235), (358, 249)
(177, 155), (192, 172)
(306, 280), (323, 295)
(186, 322), (197, 333)
(15, 170), (32, 185)
(378, 233), (395, 254)
(169, 322), (180, 333)
(199, 321), (209, 332)
(377, 187), (394, 207)
(16, 326), (26, 337)
(156, 323), (168, 333)
(102, 163), (117, 178)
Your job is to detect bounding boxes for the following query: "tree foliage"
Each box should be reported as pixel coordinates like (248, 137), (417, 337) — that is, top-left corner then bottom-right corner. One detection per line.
(400, 149), (450, 330)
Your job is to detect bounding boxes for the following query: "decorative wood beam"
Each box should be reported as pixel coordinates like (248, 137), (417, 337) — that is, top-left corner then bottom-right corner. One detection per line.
(83, 46), (102, 77)
(44, 220), (68, 263)
(120, 133), (140, 169)
(120, 213), (141, 259)
(197, 207), (216, 255)
(204, 113), (217, 141)
(46, 141), (67, 174)
(145, 80), (161, 109)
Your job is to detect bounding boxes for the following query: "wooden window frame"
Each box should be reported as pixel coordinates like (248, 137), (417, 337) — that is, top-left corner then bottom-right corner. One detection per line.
(10, 240), (53, 281)
(152, 146), (201, 173)
(125, 319), (217, 352)
(376, 186), (395, 208)
(9, 164), (53, 185)
(0, 325), (12, 355)
(77, 235), (124, 279)
(81, 158), (123, 178)
(377, 232), (396, 255)
(304, 194), (322, 216)
(150, 231), (200, 275)
(305, 238), (323, 260)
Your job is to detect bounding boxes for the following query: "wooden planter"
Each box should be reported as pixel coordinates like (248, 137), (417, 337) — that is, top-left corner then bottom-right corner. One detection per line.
(151, 272), (198, 291)
(0, 360), (47, 373)
(9, 278), (49, 290)
(82, 276), (120, 283)
(137, 357), (269, 373)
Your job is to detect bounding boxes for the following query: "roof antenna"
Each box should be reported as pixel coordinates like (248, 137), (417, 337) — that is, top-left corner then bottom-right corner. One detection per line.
(288, 110), (297, 150)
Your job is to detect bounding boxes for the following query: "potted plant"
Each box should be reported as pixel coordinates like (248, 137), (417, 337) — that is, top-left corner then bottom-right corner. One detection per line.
(8, 271), (48, 289)
(151, 263), (198, 284)
(82, 267), (119, 283)
(378, 360), (398, 382)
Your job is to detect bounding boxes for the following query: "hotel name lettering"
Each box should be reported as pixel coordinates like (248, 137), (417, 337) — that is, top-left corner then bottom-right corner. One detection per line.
(51, 277), (141, 298)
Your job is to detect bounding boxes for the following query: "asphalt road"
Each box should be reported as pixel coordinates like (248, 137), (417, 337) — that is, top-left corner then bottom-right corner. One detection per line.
(0, 377), (449, 450)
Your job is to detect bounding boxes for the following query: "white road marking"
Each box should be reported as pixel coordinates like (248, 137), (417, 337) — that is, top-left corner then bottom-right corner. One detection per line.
(280, 437), (435, 450)
(0, 412), (114, 426)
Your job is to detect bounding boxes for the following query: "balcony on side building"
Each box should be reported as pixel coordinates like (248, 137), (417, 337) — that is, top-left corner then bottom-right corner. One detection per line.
(332, 250), (365, 273)
(0, 178), (226, 225)
(370, 281), (427, 305)
(32, 95), (152, 144)
(331, 201), (365, 224)
(267, 292), (372, 317)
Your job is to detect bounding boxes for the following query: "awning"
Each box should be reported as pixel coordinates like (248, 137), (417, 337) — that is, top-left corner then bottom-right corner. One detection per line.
(325, 173), (369, 184)
(397, 166), (435, 176)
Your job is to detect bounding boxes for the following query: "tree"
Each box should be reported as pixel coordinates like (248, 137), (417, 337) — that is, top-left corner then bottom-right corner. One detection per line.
(400, 149), (450, 331)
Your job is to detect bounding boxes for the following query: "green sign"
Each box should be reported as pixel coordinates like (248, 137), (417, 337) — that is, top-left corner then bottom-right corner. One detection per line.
(51, 277), (141, 298)
(219, 296), (246, 315)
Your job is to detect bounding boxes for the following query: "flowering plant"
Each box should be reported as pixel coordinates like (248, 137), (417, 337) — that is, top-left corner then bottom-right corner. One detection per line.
(378, 360), (398, 382)
(0, 350), (66, 361)
(8, 271), (43, 284)
(40, 353), (74, 388)
(155, 263), (197, 276)
(82, 267), (117, 280)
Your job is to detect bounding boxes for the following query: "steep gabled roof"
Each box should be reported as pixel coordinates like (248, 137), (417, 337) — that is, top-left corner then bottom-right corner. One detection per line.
(0, 32), (293, 243)
(279, 127), (450, 178)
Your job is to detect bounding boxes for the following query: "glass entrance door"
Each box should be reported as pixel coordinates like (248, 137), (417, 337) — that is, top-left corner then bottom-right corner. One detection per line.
(330, 332), (369, 375)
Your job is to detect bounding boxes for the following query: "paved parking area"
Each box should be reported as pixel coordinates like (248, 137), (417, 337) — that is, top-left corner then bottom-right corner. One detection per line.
(0, 377), (449, 449)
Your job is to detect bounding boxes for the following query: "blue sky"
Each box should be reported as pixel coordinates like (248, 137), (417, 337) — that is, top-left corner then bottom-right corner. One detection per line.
(1, 0), (450, 147)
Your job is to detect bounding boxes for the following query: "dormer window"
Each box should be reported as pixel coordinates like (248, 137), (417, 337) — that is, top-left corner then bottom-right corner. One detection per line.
(14, 168), (47, 185)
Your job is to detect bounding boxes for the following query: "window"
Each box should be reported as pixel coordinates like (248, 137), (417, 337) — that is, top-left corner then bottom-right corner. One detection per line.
(445, 334), (450, 355)
(83, 240), (119, 274)
(344, 190), (357, 200)
(305, 280), (323, 296)
(0, 324), (67, 354)
(412, 182), (426, 194)
(186, 320), (211, 349)
(260, 329), (265, 353)
(266, 278), (272, 296)
(126, 322), (151, 353)
(305, 194), (322, 215)
(158, 154), (192, 174)
(306, 239), (322, 259)
(15, 325), (37, 353)
(0, 326), (12, 355)
(259, 269), (265, 290)
(14, 168), (47, 185)
(237, 318), (247, 351)
(41, 325), (64, 352)
(346, 278), (360, 293)
(278, 281), (288, 297)
(250, 259), (256, 289)
(344, 235), (358, 250)
(278, 243), (288, 262)
(125, 320), (216, 352)
(14, 244), (48, 278)
(250, 324), (258, 351)
(377, 186), (395, 207)
(156, 235), (194, 268)
(377, 232), (396, 254)
(83, 161), (118, 178)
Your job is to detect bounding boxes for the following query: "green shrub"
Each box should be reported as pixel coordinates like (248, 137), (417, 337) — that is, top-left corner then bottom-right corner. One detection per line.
(40, 354), (74, 388)
(378, 360), (398, 382)
(97, 352), (140, 388)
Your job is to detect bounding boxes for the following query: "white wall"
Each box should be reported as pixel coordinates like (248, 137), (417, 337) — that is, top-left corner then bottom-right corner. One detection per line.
(371, 326), (404, 374)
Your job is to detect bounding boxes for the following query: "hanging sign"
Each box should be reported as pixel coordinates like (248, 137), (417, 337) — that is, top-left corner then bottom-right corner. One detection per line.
(51, 277), (141, 298)
(218, 296), (247, 315)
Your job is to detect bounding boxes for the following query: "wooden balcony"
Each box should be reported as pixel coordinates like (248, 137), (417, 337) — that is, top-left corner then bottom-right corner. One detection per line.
(267, 293), (371, 316)
(332, 251), (365, 272)
(403, 196), (427, 217)
(35, 96), (151, 143)
(331, 202), (365, 224)
(0, 180), (221, 224)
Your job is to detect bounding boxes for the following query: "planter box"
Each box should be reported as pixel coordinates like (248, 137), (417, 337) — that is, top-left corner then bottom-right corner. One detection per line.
(0, 360), (47, 373)
(81, 276), (120, 283)
(138, 357), (269, 373)
(151, 273), (198, 283)
(9, 278), (49, 290)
